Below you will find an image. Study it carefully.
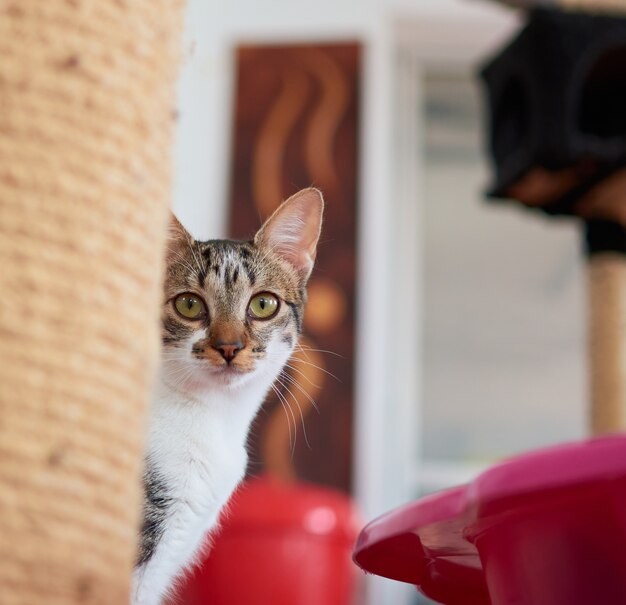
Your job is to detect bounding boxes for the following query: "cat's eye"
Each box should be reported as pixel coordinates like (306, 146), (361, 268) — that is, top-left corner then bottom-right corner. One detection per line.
(174, 294), (206, 320)
(248, 293), (279, 320)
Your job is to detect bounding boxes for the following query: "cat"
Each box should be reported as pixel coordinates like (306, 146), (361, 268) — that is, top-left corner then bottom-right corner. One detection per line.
(131, 188), (324, 605)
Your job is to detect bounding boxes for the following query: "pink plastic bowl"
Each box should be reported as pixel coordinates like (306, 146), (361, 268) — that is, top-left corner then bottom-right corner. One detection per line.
(354, 435), (626, 605)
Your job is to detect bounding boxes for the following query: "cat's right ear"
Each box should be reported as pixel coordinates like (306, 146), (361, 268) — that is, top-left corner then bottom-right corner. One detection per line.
(166, 213), (193, 260)
(254, 188), (324, 282)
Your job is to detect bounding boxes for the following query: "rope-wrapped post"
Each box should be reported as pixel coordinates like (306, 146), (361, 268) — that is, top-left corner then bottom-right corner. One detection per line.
(582, 173), (626, 434)
(585, 214), (626, 435)
(0, 2), (184, 603)
(587, 254), (626, 433)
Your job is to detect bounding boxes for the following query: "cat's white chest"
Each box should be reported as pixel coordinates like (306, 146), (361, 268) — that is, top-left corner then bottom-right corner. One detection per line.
(131, 381), (258, 605)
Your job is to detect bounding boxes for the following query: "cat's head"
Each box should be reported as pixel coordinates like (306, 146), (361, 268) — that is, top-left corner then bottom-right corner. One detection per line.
(161, 188), (323, 393)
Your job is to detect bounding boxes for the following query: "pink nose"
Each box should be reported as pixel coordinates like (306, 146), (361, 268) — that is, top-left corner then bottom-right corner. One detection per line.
(213, 341), (243, 363)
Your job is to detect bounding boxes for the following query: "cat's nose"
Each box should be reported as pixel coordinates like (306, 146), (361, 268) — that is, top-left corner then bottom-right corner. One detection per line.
(213, 341), (243, 363)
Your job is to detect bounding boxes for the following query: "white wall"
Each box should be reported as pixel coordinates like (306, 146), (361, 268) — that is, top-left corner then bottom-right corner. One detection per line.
(173, 0), (377, 239)
(171, 0), (514, 238)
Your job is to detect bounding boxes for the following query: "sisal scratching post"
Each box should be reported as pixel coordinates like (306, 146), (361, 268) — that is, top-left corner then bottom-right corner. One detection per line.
(582, 175), (626, 432)
(0, 2), (184, 604)
(588, 255), (626, 434)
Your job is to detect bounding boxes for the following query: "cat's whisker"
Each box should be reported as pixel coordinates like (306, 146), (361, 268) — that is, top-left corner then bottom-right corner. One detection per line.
(162, 366), (197, 396)
(294, 343), (344, 359)
(289, 355), (341, 383)
(160, 355), (192, 372)
(161, 350), (186, 362)
(167, 369), (194, 387)
(161, 357), (203, 391)
(271, 384), (295, 455)
(164, 367), (196, 393)
(186, 240), (205, 277)
(169, 249), (199, 276)
(272, 386), (298, 458)
(280, 370), (320, 415)
(275, 375), (312, 450)
(283, 362), (322, 389)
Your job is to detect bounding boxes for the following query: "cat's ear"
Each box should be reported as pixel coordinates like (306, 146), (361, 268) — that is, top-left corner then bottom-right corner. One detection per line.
(255, 188), (324, 281)
(166, 213), (193, 259)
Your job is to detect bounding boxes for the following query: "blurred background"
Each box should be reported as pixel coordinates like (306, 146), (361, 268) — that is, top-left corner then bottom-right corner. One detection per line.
(171, 0), (588, 603)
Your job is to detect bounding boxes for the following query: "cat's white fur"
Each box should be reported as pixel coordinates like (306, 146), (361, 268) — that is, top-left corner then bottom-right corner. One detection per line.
(131, 331), (293, 605)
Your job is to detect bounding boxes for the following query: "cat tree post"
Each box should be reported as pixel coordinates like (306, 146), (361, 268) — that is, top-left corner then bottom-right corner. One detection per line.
(586, 218), (626, 434)
(0, 3), (184, 604)
(588, 254), (626, 432)
(481, 6), (626, 435)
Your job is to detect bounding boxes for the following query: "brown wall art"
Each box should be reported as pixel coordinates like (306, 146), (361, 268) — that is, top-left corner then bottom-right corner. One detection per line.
(228, 42), (361, 493)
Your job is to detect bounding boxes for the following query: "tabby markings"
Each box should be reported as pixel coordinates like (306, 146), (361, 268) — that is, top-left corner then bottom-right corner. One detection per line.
(284, 301), (303, 333)
(137, 465), (172, 566)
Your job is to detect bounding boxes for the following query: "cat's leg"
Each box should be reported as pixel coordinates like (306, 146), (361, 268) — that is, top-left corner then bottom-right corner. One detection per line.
(131, 559), (175, 605)
(131, 515), (217, 605)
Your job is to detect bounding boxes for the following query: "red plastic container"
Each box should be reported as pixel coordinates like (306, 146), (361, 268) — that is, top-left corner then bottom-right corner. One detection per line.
(354, 435), (626, 605)
(175, 476), (361, 605)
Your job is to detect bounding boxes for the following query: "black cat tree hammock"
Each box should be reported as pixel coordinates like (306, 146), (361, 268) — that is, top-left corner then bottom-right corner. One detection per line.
(354, 3), (626, 604)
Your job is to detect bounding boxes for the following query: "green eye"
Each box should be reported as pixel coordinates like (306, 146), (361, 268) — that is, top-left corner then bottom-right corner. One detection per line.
(174, 294), (206, 320)
(248, 293), (279, 319)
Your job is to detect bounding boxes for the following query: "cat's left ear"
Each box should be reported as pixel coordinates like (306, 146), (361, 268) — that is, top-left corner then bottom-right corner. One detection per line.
(166, 213), (193, 260)
(255, 188), (324, 282)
